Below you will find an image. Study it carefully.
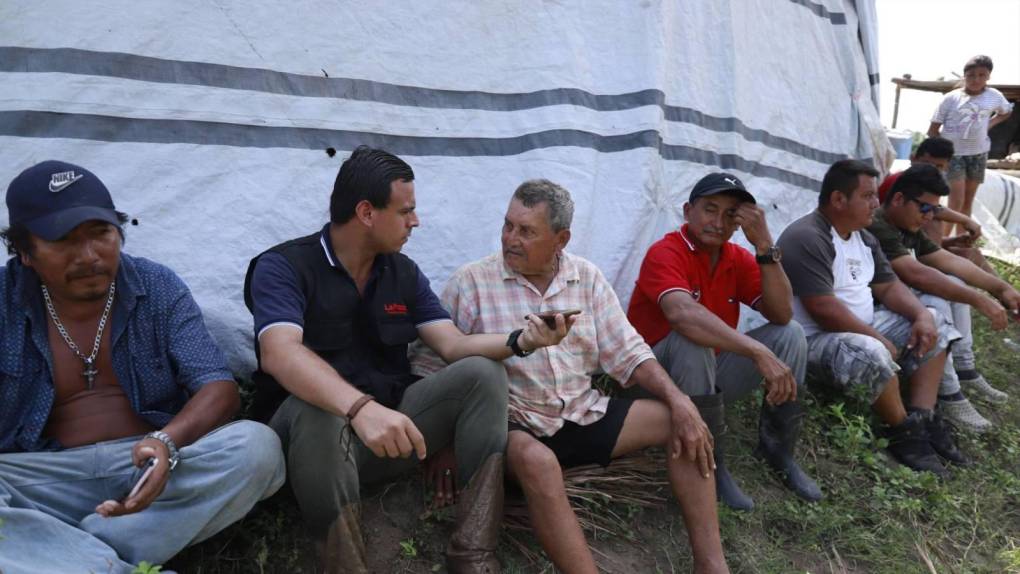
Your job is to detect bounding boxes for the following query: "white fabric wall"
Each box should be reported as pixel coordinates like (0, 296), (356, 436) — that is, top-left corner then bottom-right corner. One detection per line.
(0, 0), (889, 373)
(973, 171), (1020, 263)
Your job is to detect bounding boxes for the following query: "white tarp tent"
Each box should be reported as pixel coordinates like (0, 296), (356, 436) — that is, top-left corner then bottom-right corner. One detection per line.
(972, 171), (1020, 262)
(0, 0), (891, 373)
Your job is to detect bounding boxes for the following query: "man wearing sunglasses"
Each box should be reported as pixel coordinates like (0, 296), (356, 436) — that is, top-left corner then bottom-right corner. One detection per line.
(880, 138), (1006, 421)
(879, 137), (994, 275)
(867, 164), (1020, 436)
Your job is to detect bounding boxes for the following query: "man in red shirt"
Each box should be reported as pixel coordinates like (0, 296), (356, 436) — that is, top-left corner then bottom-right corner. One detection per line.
(628, 173), (820, 510)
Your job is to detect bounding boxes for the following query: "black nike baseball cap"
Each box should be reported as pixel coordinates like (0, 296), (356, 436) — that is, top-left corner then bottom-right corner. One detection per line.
(6, 160), (120, 241)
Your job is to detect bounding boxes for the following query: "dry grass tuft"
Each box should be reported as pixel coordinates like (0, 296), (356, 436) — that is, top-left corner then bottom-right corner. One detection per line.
(503, 450), (671, 568)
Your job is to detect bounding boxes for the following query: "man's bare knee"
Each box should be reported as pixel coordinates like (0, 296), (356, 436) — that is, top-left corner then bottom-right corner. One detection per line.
(507, 433), (563, 490)
(613, 400), (672, 457)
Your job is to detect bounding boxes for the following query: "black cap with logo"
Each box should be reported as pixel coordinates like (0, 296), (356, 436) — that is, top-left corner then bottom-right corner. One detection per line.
(688, 172), (755, 205)
(6, 160), (120, 241)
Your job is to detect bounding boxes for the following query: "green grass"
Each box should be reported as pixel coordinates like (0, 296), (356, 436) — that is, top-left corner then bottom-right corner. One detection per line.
(715, 257), (1020, 574)
(167, 258), (1020, 573)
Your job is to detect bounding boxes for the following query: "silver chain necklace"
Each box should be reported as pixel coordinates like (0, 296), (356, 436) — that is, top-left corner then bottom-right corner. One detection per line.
(41, 281), (116, 390)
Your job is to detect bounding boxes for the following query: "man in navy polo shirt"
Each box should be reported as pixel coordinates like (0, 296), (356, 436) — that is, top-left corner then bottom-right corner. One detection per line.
(245, 146), (570, 574)
(0, 161), (285, 573)
(627, 172), (820, 510)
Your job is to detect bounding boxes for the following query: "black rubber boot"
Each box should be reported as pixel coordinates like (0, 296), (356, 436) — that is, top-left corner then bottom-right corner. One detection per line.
(754, 400), (823, 502)
(691, 393), (754, 511)
(885, 411), (950, 479)
(913, 407), (970, 466)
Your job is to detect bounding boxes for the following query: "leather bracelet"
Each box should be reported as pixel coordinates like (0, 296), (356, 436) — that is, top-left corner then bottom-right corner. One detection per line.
(347, 394), (375, 421)
(144, 430), (180, 471)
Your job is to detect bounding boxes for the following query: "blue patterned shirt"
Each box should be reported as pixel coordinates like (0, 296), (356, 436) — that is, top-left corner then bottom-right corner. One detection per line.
(0, 253), (233, 452)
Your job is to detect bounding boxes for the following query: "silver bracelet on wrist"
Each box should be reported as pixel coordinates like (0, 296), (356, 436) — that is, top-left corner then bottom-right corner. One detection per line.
(145, 430), (181, 471)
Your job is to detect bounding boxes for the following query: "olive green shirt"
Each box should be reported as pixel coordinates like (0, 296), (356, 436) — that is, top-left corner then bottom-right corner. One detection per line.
(866, 208), (941, 261)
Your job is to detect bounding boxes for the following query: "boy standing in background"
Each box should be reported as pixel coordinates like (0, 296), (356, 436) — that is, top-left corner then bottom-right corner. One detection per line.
(928, 55), (1014, 236)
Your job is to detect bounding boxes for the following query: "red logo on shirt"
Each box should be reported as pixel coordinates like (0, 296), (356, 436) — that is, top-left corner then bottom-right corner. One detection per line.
(384, 303), (408, 315)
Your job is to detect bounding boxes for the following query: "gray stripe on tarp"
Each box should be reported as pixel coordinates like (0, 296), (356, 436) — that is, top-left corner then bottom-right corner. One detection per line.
(997, 178), (1011, 222)
(1006, 183), (1016, 225)
(0, 46), (845, 165)
(1000, 178), (1018, 225)
(0, 110), (825, 191)
(786, 0), (847, 24)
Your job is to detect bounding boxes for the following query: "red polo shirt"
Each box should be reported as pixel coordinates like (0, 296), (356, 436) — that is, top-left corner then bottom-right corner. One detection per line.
(627, 224), (762, 347)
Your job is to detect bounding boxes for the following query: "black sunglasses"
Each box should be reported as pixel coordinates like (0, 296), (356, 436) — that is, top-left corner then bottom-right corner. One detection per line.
(908, 197), (943, 215)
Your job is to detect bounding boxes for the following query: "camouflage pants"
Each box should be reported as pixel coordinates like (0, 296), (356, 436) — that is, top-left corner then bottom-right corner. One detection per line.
(805, 305), (960, 403)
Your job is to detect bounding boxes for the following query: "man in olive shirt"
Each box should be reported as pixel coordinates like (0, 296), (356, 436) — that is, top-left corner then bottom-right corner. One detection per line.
(867, 164), (1020, 435)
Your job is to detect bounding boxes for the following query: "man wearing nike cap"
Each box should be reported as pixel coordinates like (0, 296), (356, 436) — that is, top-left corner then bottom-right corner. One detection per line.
(628, 172), (820, 511)
(0, 160), (285, 573)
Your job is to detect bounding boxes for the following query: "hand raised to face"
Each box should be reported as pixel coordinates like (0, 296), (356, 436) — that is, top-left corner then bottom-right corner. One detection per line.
(732, 203), (773, 251)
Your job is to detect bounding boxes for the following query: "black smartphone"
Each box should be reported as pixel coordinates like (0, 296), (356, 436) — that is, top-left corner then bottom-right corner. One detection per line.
(528, 309), (582, 329)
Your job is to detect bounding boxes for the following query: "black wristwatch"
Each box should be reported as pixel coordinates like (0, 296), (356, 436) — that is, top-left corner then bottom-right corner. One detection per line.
(507, 329), (533, 357)
(755, 245), (782, 265)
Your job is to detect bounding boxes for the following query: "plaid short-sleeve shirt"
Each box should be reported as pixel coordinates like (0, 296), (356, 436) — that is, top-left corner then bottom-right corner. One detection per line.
(411, 252), (655, 437)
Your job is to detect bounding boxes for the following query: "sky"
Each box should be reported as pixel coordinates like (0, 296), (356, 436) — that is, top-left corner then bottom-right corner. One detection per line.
(876, 0), (1020, 133)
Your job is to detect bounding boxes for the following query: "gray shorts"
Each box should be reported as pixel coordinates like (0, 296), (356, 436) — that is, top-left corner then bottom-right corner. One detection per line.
(947, 153), (987, 183)
(805, 306), (960, 402)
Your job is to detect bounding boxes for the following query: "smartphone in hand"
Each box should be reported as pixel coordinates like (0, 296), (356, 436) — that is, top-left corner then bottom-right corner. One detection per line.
(128, 458), (159, 499)
(528, 309), (582, 329)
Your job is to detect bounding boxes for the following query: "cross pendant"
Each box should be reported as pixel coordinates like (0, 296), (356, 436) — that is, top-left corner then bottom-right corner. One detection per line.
(82, 359), (99, 390)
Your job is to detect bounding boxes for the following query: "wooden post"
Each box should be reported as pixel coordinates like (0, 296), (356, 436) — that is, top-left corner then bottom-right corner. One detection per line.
(892, 83), (902, 129)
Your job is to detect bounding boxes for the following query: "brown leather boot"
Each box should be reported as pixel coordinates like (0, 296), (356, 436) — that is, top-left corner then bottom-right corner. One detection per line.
(317, 504), (369, 574)
(446, 453), (504, 574)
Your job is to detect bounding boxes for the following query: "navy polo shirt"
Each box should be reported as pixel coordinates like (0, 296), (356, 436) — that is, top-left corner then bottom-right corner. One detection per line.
(248, 224), (451, 340)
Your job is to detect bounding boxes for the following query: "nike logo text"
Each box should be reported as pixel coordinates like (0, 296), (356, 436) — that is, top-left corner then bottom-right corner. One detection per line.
(49, 171), (84, 193)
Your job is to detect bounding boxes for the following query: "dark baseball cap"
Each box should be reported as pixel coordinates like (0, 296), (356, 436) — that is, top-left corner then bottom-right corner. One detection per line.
(6, 160), (120, 241)
(688, 172), (755, 205)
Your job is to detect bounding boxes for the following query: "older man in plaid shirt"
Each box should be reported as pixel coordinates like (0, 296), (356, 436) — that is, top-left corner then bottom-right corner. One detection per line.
(412, 180), (729, 574)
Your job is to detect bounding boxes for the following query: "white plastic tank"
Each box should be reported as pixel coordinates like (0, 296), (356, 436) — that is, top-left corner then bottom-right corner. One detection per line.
(885, 129), (914, 160)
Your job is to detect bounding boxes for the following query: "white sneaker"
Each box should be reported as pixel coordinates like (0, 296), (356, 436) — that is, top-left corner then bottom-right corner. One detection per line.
(958, 372), (1010, 404)
(938, 398), (993, 433)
